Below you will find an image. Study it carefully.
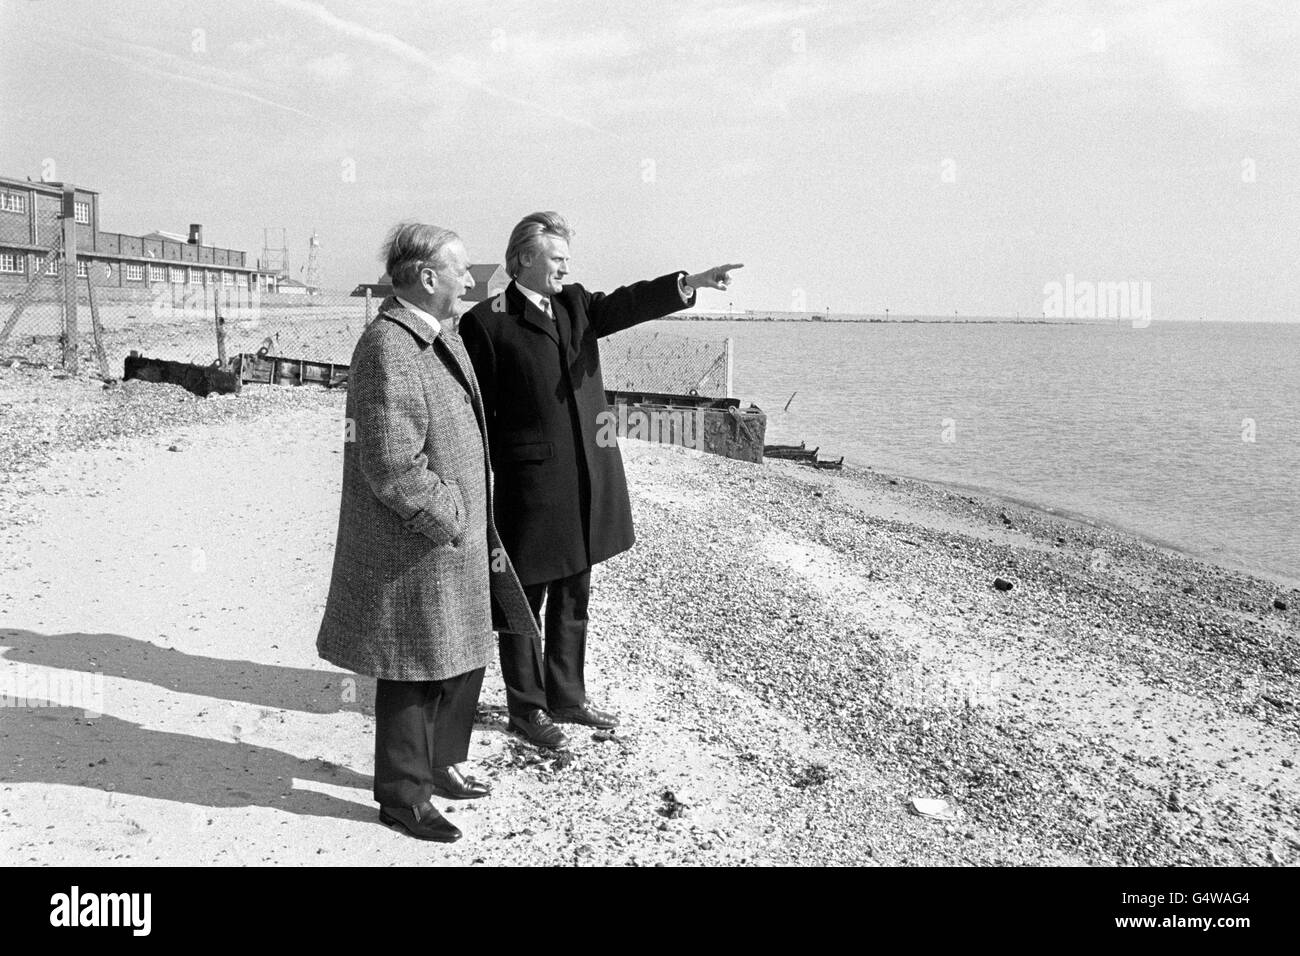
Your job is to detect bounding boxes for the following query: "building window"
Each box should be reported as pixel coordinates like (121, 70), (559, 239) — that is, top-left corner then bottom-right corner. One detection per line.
(0, 192), (26, 214)
(170, 267), (184, 284)
(0, 252), (22, 273)
(148, 264), (166, 283)
(44, 257), (60, 277)
(222, 272), (234, 286)
(76, 261), (89, 278)
(125, 263), (144, 281)
(188, 268), (201, 285)
(74, 201), (90, 225)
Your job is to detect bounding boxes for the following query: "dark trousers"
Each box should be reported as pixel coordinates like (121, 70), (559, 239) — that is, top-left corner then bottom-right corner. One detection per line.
(372, 668), (484, 807)
(499, 568), (590, 717)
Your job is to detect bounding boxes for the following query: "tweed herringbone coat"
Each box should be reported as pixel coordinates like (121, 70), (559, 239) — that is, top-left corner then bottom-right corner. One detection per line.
(317, 298), (539, 681)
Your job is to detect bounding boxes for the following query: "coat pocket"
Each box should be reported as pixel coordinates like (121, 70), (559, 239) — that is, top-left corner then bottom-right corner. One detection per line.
(433, 477), (467, 547)
(399, 477), (465, 546)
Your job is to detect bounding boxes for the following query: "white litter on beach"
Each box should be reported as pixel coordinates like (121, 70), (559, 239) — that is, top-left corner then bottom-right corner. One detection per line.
(909, 797), (958, 821)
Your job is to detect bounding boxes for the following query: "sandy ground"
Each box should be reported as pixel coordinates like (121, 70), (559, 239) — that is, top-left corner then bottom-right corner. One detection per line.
(1, 378), (1297, 866)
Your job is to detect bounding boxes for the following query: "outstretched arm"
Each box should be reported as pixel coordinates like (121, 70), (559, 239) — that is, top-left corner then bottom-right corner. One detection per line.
(682, 263), (744, 296)
(586, 263), (744, 338)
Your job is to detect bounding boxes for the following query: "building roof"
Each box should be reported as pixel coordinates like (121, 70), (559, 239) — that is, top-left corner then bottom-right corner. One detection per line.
(143, 230), (191, 243)
(468, 263), (501, 288)
(0, 174), (98, 195)
(351, 263), (507, 301)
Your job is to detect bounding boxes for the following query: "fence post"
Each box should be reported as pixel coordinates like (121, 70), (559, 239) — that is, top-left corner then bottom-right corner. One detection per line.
(83, 272), (111, 380)
(61, 187), (79, 372)
(725, 337), (734, 399)
(214, 287), (228, 368)
(365, 288), (373, 325)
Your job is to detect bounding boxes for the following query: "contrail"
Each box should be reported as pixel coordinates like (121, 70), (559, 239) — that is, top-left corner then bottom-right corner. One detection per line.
(265, 0), (606, 133)
(43, 33), (313, 117)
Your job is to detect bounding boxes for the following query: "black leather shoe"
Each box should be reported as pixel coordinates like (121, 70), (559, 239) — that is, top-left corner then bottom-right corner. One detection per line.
(550, 702), (620, 729)
(508, 709), (570, 749)
(431, 764), (491, 800)
(378, 800), (462, 842)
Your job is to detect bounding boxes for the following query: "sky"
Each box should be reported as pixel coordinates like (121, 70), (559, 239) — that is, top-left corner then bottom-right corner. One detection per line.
(1, 0), (1296, 320)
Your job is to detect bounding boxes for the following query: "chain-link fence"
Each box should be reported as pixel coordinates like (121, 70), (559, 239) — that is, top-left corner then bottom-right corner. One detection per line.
(0, 276), (74, 370)
(1, 273), (366, 377)
(3, 268), (731, 398)
(602, 326), (731, 397)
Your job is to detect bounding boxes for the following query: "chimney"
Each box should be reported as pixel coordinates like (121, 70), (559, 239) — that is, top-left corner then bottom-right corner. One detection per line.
(188, 223), (203, 246)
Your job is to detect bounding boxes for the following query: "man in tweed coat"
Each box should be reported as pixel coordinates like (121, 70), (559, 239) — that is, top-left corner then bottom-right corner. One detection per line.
(317, 221), (538, 843)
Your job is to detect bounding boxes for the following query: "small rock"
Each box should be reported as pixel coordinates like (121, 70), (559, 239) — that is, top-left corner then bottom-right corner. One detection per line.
(659, 790), (688, 818)
(993, 577), (1014, 592)
(1274, 598), (1288, 611)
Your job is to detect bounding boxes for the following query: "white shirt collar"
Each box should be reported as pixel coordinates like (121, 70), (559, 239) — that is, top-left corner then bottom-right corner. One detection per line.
(513, 280), (550, 313)
(394, 295), (449, 336)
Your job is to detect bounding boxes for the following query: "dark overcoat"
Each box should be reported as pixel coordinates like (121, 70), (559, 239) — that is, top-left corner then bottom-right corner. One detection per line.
(317, 298), (539, 681)
(458, 273), (693, 585)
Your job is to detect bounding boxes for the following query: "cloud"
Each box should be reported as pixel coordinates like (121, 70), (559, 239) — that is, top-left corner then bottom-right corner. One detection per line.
(305, 51), (354, 83)
(230, 36), (272, 56)
(1117, 1), (1289, 117)
(264, 0), (606, 132)
(675, 2), (819, 36)
(501, 29), (638, 64)
(39, 30), (313, 117)
(740, 0), (1295, 122)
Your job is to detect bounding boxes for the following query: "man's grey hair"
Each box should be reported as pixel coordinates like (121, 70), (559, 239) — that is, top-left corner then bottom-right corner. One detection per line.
(504, 211), (573, 279)
(382, 221), (461, 289)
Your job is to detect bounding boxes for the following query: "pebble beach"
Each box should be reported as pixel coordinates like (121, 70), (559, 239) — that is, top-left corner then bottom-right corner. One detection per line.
(1, 365), (1297, 866)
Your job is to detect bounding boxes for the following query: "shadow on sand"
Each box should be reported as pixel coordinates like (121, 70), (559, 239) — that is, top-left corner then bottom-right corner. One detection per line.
(0, 628), (374, 714)
(0, 628), (377, 822)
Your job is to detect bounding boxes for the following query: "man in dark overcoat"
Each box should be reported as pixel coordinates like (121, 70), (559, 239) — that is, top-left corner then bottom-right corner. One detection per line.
(459, 211), (740, 748)
(317, 221), (539, 841)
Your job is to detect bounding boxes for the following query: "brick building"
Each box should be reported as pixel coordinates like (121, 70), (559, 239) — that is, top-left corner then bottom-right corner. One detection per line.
(0, 174), (278, 296)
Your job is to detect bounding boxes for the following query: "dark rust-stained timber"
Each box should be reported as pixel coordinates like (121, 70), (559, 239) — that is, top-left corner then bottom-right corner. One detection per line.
(123, 353), (241, 397)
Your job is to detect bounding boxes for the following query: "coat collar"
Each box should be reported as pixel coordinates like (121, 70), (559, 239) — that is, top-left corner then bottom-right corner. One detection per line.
(506, 281), (559, 345)
(378, 295), (444, 344)
(376, 295), (479, 393)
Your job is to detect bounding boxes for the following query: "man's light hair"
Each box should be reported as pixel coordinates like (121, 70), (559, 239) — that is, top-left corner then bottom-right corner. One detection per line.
(382, 221), (460, 289)
(504, 212), (573, 279)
